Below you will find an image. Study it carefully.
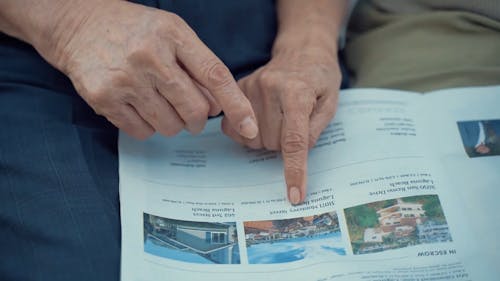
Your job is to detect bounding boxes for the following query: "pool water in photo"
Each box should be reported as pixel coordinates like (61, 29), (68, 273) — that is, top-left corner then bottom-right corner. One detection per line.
(247, 232), (345, 264)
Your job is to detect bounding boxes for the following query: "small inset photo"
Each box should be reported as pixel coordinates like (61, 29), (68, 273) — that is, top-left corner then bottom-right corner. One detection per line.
(143, 213), (240, 264)
(457, 119), (500, 158)
(244, 211), (345, 264)
(344, 195), (452, 255)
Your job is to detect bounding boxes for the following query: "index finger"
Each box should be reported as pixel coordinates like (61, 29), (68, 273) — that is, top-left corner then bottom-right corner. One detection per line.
(176, 34), (258, 139)
(281, 101), (313, 205)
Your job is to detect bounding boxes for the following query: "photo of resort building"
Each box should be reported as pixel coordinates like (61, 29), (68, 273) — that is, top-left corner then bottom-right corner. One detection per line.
(345, 195), (452, 255)
(244, 212), (345, 264)
(143, 213), (240, 264)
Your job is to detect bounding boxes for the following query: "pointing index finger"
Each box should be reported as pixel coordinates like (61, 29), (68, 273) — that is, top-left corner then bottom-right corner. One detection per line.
(281, 101), (313, 205)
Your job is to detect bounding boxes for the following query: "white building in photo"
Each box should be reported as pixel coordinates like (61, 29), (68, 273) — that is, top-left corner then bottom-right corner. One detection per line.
(377, 199), (426, 231)
(146, 214), (239, 264)
(364, 228), (384, 243)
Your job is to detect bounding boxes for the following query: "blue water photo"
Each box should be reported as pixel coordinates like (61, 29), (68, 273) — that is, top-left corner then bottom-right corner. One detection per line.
(247, 232), (345, 264)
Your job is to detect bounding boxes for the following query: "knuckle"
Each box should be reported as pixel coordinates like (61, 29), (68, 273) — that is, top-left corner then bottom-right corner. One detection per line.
(282, 131), (308, 155)
(258, 70), (279, 89)
(85, 88), (108, 107)
(127, 122), (155, 141)
(285, 165), (305, 181)
(183, 103), (208, 123)
(209, 105), (222, 116)
(76, 77), (109, 107)
(134, 129), (154, 140)
(163, 122), (183, 137)
(315, 62), (335, 75)
(198, 99), (211, 115)
(122, 90), (140, 105)
(156, 67), (175, 85)
(141, 105), (158, 122)
(101, 105), (122, 121)
(203, 60), (233, 89)
(317, 61), (341, 79)
(126, 41), (157, 66)
(107, 115), (153, 140)
(156, 78), (183, 99)
(127, 45), (148, 60)
(82, 71), (132, 107)
(110, 72), (130, 86)
(170, 32), (187, 49)
(166, 13), (187, 29)
(155, 12), (185, 34)
(282, 88), (316, 112)
(283, 80), (311, 95)
(105, 107), (154, 140)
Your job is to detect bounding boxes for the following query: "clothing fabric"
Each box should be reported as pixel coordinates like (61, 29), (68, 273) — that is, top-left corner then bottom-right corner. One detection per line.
(458, 121), (484, 149)
(0, 1), (277, 280)
(345, 0), (500, 92)
(458, 120), (500, 156)
(367, 0), (500, 22)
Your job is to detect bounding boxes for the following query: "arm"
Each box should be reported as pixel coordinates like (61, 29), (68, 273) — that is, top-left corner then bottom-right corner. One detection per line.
(275, 0), (347, 204)
(0, 0), (258, 139)
(274, 0), (345, 56)
(223, 0), (348, 204)
(0, 0), (107, 67)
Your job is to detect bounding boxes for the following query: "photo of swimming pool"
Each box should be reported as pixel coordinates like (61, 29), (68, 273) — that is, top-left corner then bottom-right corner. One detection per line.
(247, 231), (345, 264)
(244, 212), (345, 264)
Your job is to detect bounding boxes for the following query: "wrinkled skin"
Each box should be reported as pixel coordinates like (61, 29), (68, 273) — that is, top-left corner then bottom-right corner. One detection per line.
(44, 1), (258, 140)
(0, 0), (345, 205)
(223, 47), (342, 204)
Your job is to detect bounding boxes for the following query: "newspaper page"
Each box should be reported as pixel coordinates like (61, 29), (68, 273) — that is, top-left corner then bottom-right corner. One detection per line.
(119, 86), (500, 281)
(421, 86), (500, 280)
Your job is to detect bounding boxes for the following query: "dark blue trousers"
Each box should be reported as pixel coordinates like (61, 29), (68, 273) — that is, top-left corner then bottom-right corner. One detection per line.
(0, 1), (346, 280)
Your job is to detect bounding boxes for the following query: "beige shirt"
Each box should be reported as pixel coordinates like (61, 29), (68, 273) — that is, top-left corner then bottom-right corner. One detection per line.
(345, 0), (500, 92)
(369, 0), (500, 22)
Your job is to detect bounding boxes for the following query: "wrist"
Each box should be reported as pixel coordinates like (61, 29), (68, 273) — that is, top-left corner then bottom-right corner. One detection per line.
(272, 26), (339, 62)
(273, 0), (346, 61)
(0, 0), (121, 71)
(33, 0), (118, 70)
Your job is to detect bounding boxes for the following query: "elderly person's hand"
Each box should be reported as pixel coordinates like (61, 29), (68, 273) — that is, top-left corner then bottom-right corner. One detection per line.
(223, 44), (341, 205)
(222, 0), (346, 204)
(1, 0), (258, 140)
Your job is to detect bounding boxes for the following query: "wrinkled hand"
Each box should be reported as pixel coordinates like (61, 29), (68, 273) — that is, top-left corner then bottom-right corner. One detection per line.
(44, 1), (258, 139)
(223, 49), (341, 204)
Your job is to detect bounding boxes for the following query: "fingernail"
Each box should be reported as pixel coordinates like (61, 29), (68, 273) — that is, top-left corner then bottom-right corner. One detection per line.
(289, 186), (301, 205)
(239, 116), (258, 139)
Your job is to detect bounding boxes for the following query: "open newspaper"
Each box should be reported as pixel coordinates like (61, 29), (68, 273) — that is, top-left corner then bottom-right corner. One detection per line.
(119, 86), (500, 281)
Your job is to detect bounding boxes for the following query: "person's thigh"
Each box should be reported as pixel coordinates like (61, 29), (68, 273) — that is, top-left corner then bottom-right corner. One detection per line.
(0, 33), (121, 281)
